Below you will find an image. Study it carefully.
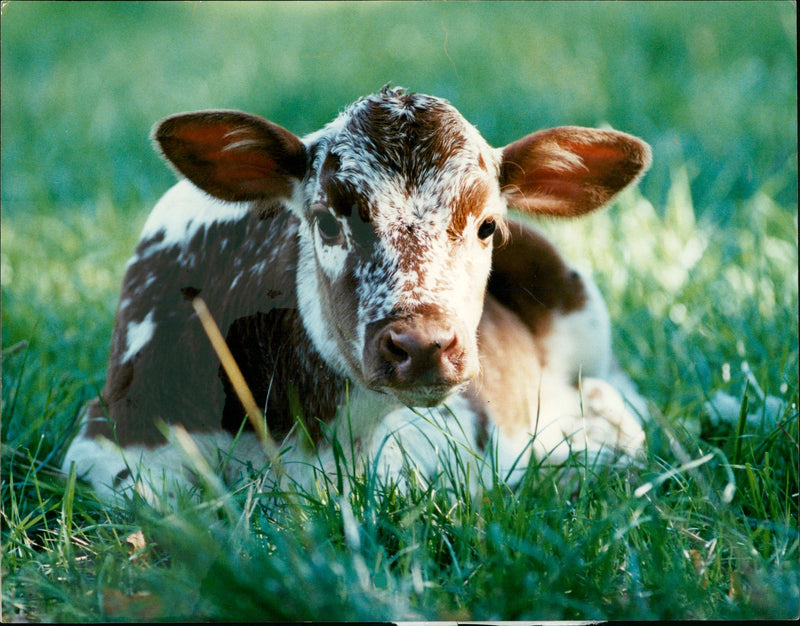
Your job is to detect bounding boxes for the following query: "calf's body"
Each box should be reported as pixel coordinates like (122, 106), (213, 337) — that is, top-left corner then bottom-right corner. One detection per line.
(63, 87), (651, 502)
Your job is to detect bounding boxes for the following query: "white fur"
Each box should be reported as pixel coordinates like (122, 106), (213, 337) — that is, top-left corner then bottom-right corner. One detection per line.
(63, 404), (272, 506)
(529, 269), (646, 463)
(371, 395), (529, 495)
(62, 409), (202, 504)
(64, 387), (402, 506)
(295, 219), (353, 377)
(539, 269), (611, 381)
(314, 221), (349, 280)
(122, 310), (155, 363)
(138, 180), (252, 254)
(528, 374), (645, 466)
(537, 269), (649, 422)
(372, 382), (645, 499)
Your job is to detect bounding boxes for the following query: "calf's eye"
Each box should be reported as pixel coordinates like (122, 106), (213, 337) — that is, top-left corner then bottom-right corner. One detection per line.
(477, 218), (497, 240)
(315, 212), (343, 243)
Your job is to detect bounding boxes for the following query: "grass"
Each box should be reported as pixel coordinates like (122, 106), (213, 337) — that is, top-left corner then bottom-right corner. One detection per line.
(3, 177), (796, 622)
(2, 1), (798, 621)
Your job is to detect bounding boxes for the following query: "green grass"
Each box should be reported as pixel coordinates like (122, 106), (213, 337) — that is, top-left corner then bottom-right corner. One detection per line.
(2, 1), (798, 621)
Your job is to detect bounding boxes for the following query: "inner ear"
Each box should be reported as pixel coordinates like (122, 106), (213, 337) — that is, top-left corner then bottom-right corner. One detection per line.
(499, 126), (651, 217)
(154, 110), (307, 203)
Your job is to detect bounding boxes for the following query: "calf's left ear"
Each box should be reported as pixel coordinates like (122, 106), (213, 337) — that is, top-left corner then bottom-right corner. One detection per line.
(153, 110), (308, 203)
(499, 126), (651, 217)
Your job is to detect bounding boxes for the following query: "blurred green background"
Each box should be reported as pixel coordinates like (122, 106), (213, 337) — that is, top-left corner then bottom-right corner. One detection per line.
(2, 1), (796, 219)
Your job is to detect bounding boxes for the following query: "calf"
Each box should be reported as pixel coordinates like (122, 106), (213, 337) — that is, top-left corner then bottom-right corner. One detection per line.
(62, 86), (651, 503)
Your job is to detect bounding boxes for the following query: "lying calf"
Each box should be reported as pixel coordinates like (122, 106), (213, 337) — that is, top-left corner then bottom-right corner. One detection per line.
(62, 86), (651, 503)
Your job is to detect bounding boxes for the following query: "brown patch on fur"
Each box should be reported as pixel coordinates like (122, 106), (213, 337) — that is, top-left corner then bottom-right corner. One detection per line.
(86, 210), (322, 448)
(318, 152), (377, 224)
(324, 178), (373, 223)
(221, 309), (344, 443)
(320, 151), (341, 180)
(470, 294), (541, 440)
(487, 219), (587, 339)
(448, 179), (491, 239)
(348, 93), (468, 190)
(379, 219), (432, 282)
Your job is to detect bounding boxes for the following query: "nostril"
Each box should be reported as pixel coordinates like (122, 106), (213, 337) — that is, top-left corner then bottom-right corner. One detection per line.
(437, 329), (458, 355)
(383, 331), (411, 363)
(366, 317), (470, 392)
(382, 326), (458, 366)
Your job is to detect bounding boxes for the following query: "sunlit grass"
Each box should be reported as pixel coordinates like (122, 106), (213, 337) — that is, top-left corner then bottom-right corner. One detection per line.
(2, 174), (797, 620)
(2, 0), (797, 621)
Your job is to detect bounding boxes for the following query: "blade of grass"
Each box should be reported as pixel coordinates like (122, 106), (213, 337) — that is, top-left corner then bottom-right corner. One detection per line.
(732, 380), (750, 467)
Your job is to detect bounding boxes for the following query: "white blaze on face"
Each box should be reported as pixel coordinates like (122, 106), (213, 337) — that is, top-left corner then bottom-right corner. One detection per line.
(348, 173), (500, 366)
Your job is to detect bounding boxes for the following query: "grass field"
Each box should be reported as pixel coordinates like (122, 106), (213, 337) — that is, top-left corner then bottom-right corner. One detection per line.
(2, 1), (798, 620)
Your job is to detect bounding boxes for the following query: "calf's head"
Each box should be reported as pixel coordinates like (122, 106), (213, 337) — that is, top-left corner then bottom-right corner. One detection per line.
(154, 87), (650, 408)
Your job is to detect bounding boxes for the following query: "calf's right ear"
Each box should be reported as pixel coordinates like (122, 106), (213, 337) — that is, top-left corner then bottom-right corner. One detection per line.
(153, 110), (307, 203)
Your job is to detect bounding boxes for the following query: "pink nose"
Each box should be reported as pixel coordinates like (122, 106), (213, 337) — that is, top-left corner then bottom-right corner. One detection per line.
(361, 312), (470, 402)
(379, 323), (460, 385)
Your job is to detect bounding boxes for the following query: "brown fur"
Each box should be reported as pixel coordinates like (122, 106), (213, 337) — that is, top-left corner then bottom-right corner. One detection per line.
(488, 219), (587, 340)
(448, 179), (493, 239)
(470, 293), (541, 441)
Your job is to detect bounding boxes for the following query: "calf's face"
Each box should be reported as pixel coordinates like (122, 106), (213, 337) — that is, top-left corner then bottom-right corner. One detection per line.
(297, 93), (504, 407)
(154, 87), (650, 409)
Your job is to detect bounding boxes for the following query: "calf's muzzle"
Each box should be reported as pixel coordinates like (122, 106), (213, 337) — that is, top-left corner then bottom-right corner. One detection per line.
(363, 311), (475, 406)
